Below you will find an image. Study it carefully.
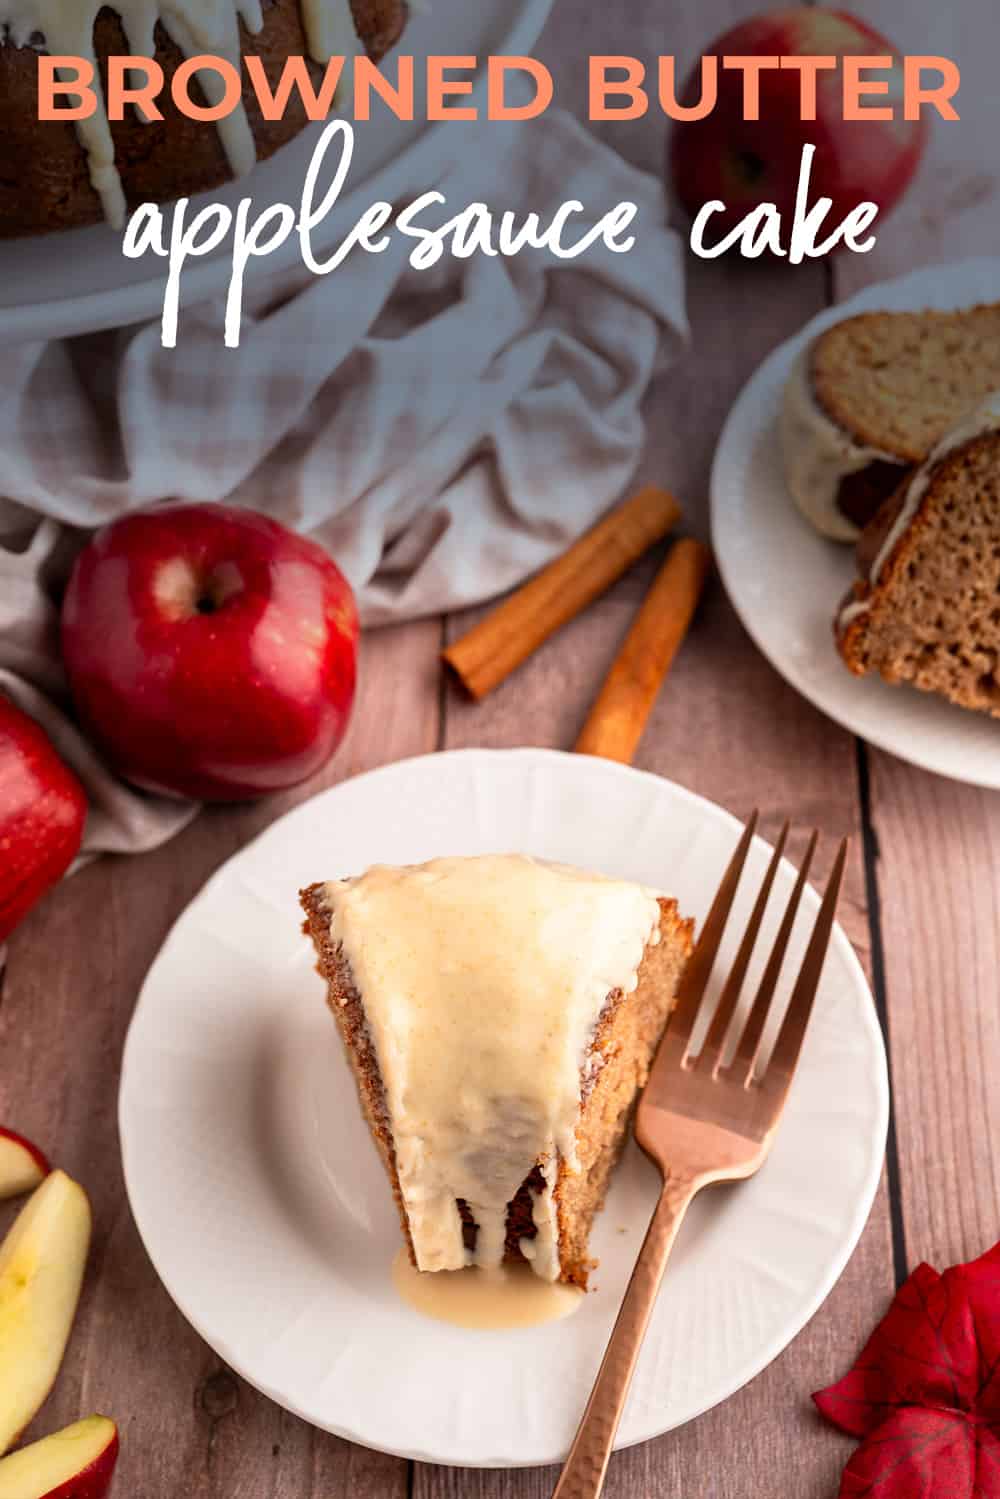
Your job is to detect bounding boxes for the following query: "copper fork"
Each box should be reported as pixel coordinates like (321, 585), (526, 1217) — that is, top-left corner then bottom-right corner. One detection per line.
(551, 813), (849, 1499)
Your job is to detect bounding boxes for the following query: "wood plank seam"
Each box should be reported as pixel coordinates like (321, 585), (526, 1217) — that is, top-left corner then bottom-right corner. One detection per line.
(826, 208), (909, 1293)
(855, 741), (909, 1287)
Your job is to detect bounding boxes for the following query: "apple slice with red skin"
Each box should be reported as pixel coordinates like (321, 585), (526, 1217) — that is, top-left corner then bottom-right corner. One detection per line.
(0, 1128), (50, 1201)
(0, 1417), (118, 1499)
(0, 1170), (92, 1455)
(0, 696), (87, 943)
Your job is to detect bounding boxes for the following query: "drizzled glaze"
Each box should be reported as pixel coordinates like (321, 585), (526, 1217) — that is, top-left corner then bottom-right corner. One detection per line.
(780, 346), (904, 544)
(391, 1247), (583, 1328)
(4, 0), (359, 225)
(324, 855), (662, 1280)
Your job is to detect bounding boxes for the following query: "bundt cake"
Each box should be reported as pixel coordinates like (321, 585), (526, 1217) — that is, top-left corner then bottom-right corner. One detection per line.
(836, 394), (1000, 718)
(300, 855), (694, 1288)
(0, 0), (407, 235)
(781, 303), (1000, 542)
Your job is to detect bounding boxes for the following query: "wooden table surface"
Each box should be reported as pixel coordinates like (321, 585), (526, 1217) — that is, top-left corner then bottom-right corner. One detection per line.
(4, 2), (999, 1495)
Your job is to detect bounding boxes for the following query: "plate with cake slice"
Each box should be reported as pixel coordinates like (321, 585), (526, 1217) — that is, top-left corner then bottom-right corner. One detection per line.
(712, 256), (1000, 789)
(119, 747), (887, 1467)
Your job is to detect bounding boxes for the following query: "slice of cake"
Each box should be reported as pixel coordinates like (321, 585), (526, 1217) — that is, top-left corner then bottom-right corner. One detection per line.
(836, 395), (1000, 717)
(300, 855), (693, 1287)
(781, 303), (1000, 542)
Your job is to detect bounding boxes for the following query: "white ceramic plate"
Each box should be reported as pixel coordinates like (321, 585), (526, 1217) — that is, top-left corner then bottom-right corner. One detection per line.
(119, 748), (887, 1468)
(0, 0), (552, 342)
(712, 256), (1000, 790)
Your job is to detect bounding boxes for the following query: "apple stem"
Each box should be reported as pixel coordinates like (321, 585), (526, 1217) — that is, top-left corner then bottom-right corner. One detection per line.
(734, 150), (766, 186)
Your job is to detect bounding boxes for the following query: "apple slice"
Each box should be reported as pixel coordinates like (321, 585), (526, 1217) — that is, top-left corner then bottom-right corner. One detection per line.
(0, 1170), (91, 1454)
(0, 1416), (118, 1499)
(0, 1128), (51, 1201)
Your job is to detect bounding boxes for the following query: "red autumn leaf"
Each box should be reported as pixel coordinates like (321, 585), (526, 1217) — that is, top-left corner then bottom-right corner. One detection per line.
(815, 1242), (1000, 1498)
(815, 1261), (975, 1437)
(839, 1407), (1000, 1498)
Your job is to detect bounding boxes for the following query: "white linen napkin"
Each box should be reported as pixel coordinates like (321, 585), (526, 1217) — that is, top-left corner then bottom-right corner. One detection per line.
(0, 106), (688, 860)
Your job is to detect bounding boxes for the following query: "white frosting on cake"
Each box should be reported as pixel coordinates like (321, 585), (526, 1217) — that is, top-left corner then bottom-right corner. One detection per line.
(780, 346), (905, 544)
(838, 391), (1000, 630)
(324, 854), (662, 1280)
(3, 0), (360, 227)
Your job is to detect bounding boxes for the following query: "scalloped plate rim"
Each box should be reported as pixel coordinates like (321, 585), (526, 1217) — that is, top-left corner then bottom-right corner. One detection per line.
(119, 746), (888, 1467)
(711, 255), (1000, 790)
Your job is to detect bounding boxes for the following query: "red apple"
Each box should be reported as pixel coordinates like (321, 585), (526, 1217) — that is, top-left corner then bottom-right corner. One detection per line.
(0, 1417), (118, 1498)
(61, 503), (359, 802)
(0, 698), (86, 943)
(670, 8), (927, 236)
(0, 1127), (51, 1200)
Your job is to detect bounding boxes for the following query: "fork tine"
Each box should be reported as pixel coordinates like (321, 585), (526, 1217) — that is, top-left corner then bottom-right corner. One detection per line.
(667, 811), (759, 1048)
(763, 837), (849, 1084)
(727, 829), (819, 1086)
(694, 822), (789, 1074)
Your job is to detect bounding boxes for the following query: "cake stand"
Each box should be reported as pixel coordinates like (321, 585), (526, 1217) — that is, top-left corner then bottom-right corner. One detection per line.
(0, 0), (553, 342)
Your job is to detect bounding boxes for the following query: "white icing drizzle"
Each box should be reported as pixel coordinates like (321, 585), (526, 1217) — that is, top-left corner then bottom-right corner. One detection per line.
(300, 0), (359, 72)
(780, 346), (904, 544)
(4, 0), (360, 227)
(324, 855), (662, 1281)
(838, 391), (1000, 630)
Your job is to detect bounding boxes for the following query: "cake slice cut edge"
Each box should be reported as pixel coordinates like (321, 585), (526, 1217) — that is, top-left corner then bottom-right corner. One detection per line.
(782, 302), (1000, 541)
(812, 304), (1000, 463)
(299, 868), (694, 1290)
(837, 417), (1000, 719)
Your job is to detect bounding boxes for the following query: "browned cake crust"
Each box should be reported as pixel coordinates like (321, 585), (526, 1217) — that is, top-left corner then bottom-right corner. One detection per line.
(837, 433), (1000, 718)
(834, 459), (914, 534)
(349, 0), (406, 59)
(553, 901), (693, 1286)
(299, 883), (693, 1289)
(0, 0), (407, 237)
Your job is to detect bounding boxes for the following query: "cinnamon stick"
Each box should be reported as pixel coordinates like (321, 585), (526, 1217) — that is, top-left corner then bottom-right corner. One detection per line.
(442, 486), (682, 700)
(574, 538), (711, 765)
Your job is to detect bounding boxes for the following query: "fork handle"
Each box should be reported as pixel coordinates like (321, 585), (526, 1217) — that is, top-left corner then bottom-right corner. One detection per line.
(551, 1174), (697, 1499)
